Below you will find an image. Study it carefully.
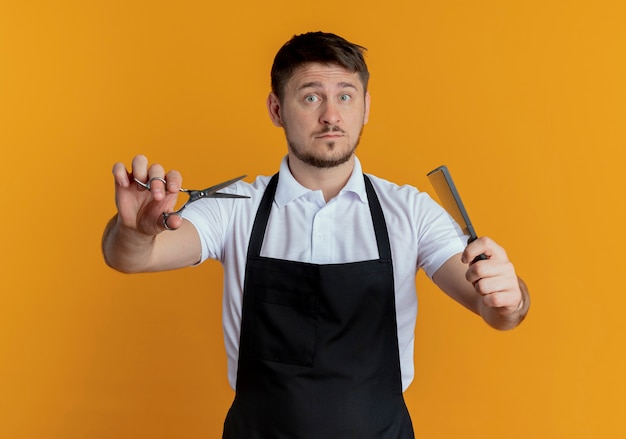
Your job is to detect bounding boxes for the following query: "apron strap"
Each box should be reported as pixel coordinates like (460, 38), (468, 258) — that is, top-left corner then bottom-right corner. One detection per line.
(247, 173), (279, 258)
(364, 174), (392, 261)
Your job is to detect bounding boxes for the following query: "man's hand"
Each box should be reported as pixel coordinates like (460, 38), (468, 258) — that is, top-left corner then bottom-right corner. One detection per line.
(433, 236), (529, 330)
(462, 237), (524, 312)
(102, 155), (202, 273)
(112, 154), (184, 234)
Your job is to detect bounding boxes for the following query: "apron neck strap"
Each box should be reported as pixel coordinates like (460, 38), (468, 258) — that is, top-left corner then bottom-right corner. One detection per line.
(247, 173), (279, 258)
(363, 174), (392, 261)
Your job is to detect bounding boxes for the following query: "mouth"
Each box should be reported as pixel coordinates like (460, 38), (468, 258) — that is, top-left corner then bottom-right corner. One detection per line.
(314, 127), (345, 139)
(316, 133), (344, 139)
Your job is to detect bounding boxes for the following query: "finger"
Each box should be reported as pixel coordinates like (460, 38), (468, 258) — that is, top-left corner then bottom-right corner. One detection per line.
(131, 155), (150, 183)
(461, 237), (488, 264)
(164, 169), (183, 194)
(112, 162), (130, 187)
(481, 289), (521, 309)
(147, 163), (166, 200)
(472, 274), (508, 296)
(162, 213), (184, 231)
(466, 258), (515, 286)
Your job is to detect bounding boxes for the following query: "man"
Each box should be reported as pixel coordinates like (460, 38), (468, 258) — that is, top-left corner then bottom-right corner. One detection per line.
(103, 31), (529, 438)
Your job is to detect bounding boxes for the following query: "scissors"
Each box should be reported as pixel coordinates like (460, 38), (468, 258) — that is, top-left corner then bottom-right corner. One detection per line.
(134, 174), (249, 229)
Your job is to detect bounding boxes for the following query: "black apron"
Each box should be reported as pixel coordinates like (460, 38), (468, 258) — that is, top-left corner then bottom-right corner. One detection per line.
(223, 174), (414, 439)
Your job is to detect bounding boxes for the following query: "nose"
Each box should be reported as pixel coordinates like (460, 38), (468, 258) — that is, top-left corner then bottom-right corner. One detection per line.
(319, 101), (341, 125)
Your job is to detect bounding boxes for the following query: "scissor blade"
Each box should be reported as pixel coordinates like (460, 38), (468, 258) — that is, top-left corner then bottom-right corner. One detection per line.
(209, 192), (250, 198)
(203, 175), (248, 195)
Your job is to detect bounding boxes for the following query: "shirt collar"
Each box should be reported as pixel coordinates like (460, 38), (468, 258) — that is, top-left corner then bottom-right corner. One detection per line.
(274, 155), (368, 208)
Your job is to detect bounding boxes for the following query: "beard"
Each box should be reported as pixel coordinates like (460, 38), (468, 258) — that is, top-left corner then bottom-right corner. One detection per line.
(287, 125), (364, 169)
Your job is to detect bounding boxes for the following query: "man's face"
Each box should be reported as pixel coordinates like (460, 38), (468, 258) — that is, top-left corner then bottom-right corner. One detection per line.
(267, 62), (370, 169)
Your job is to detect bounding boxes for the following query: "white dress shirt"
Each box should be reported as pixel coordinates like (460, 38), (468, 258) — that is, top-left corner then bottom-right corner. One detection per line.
(183, 156), (467, 391)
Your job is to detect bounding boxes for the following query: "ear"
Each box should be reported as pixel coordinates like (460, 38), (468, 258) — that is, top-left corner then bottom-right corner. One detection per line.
(267, 92), (284, 127)
(363, 91), (371, 125)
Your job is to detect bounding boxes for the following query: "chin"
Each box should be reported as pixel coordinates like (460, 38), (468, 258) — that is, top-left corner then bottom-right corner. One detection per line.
(293, 147), (355, 169)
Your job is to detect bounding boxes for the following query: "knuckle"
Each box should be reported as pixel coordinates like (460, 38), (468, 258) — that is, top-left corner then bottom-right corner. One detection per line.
(474, 279), (488, 295)
(489, 294), (505, 308)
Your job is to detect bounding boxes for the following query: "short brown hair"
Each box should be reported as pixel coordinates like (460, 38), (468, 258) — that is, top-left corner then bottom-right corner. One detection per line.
(270, 32), (370, 101)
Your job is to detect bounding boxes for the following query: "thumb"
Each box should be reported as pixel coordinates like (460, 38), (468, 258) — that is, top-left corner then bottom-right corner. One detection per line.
(161, 213), (184, 231)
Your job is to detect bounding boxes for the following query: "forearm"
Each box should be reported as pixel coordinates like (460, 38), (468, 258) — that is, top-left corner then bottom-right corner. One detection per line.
(480, 277), (530, 330)
(101, 214), (157, 273)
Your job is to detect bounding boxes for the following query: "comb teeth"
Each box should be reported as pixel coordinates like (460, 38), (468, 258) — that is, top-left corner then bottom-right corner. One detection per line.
(427, 165), (477, 241)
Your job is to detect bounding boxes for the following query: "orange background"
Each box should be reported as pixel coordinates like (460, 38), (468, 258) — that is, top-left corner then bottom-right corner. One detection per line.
(1, 1), (625, 437)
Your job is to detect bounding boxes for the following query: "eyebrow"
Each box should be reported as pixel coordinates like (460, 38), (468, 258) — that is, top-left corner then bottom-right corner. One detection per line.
(298, 81), (359, 91)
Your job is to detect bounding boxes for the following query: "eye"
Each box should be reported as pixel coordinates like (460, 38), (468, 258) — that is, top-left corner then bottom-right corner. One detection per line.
(305, 95), (319, 103)
(339, 94), (352, 102)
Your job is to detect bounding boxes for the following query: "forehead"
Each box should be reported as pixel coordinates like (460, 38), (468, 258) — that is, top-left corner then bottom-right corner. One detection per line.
(285, 62), (364, 92)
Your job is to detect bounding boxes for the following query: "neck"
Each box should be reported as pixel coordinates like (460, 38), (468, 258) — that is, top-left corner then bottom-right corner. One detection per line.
(287, 154), (355, 202)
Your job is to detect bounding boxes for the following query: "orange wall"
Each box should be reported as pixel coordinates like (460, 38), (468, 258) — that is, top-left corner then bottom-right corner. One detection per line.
(2, 1), (625, 437)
